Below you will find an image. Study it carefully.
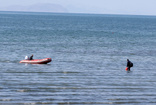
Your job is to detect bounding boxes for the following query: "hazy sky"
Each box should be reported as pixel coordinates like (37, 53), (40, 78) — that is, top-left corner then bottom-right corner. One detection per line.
(1, 0), (156, 15)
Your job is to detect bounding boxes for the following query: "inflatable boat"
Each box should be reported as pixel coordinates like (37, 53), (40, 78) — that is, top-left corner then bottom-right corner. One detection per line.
(19, 58), (52, 64)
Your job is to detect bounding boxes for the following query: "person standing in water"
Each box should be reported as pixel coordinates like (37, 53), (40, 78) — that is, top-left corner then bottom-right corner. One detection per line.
(127, 59), (133, 71)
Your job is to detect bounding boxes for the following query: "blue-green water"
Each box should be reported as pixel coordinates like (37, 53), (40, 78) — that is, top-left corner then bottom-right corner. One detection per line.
(0, 11), (156, 104)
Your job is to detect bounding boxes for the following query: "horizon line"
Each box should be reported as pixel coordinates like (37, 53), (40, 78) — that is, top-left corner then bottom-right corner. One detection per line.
(0, 10), (156, 17)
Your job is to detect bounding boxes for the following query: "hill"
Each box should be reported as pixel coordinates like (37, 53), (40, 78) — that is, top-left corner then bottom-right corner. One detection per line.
(0, 3), (68, 13)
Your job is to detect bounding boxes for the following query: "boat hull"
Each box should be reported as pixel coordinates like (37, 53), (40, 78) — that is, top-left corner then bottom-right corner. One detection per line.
(19, 58), (52, 64)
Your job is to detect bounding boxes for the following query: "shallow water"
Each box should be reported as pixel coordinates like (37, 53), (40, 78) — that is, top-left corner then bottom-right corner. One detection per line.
(0, 11), (156, 104)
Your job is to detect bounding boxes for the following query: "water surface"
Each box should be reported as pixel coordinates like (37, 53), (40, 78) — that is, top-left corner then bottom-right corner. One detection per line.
(0, 11), (156, 104)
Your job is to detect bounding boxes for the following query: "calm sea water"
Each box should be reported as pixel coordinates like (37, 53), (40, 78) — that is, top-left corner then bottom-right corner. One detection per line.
(0, 11), (156, 104)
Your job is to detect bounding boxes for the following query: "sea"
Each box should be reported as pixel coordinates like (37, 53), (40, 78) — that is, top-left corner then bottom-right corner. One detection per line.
(0, 11), (156, 105)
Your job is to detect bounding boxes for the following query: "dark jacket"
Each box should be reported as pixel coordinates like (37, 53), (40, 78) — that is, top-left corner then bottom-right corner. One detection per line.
(29, 55), (33, 60)
(127, 60), (133, 67)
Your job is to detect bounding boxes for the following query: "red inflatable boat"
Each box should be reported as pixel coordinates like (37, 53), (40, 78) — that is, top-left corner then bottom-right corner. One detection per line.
(19, 58), (52, 64)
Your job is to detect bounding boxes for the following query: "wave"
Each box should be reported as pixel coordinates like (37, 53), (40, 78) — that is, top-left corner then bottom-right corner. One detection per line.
(0, 59), (19, 63)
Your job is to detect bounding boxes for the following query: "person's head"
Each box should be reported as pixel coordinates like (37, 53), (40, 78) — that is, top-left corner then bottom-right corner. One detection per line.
(127, 59), (129, 61)
(32, 54), (33, 56)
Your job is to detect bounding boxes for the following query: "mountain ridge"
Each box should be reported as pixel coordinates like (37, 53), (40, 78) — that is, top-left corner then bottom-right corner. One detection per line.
(0, 3), (68, 13)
